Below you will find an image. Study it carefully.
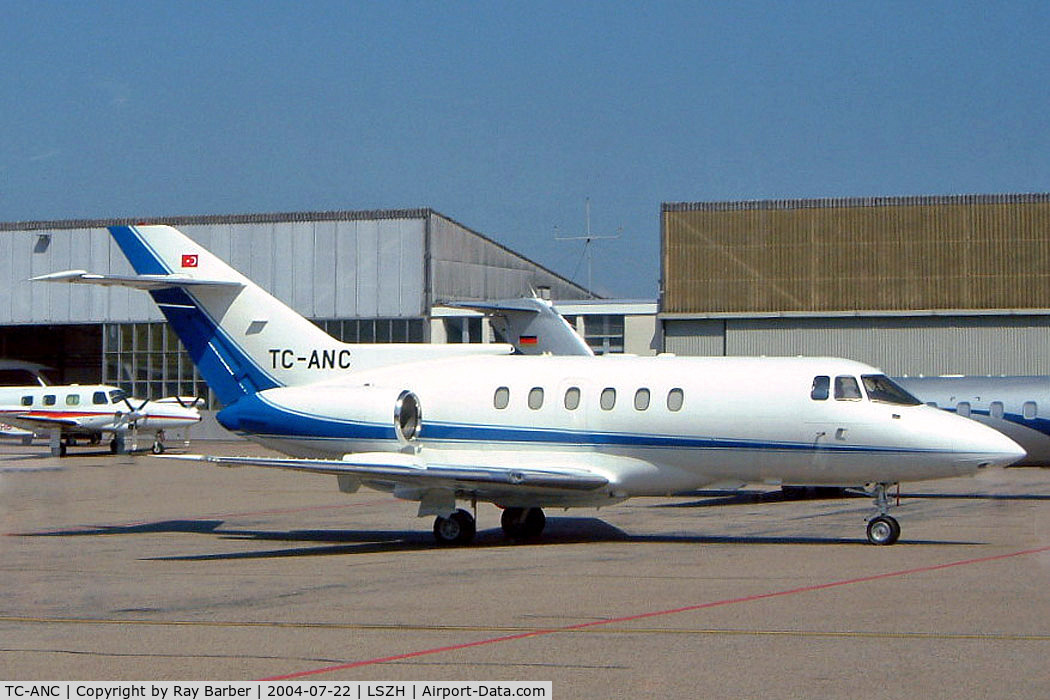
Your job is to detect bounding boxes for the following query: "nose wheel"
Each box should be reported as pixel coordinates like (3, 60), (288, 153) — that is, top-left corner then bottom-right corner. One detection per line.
(866, 514), (901, 545)
(865, 482), (901, 545)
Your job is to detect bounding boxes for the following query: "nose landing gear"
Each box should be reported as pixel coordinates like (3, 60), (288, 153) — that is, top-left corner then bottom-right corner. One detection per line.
(865, 482), (901, 545)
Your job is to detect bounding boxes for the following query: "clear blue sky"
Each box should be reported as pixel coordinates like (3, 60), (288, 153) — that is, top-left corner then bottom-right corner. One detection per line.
(3, 1), (1049, 298)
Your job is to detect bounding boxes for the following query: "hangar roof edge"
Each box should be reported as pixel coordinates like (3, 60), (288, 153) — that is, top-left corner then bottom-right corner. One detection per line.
(0, 207), (436, 232)
(662, 193), (1050, 213)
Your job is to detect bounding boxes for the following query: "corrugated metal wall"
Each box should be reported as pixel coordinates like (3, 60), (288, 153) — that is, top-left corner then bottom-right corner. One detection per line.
(0, 216), (428, 324)
(663, 316), (1050, 375)
(0, 209), (589, 325)
(663, 319), (725, 356)
(429, 213), (591, 302)
(662, 195), (1050, 314)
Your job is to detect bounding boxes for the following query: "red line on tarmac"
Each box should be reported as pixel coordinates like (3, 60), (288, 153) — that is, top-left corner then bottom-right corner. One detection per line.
(259, 543), (1050, 681)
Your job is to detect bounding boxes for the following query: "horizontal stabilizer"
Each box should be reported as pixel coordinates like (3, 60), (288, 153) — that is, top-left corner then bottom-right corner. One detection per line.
(31, 270), (244, 291)
(163, 452), (609, 491)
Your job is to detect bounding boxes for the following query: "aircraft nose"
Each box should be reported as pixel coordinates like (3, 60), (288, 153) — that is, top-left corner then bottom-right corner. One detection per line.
(955, 421), (1026, 468)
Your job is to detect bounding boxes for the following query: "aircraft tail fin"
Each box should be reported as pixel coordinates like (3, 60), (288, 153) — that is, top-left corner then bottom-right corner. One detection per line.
(106, 225), (335, 404)
(36, 225), (514, 406)
(442, 298), (594, 356)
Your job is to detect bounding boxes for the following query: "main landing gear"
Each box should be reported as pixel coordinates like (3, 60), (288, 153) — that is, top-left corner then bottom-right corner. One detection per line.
(433, 509), (476, 546)
(500, 507), (546, 540)
(865, 482), (901, 546)
(431, 506), (549, 546)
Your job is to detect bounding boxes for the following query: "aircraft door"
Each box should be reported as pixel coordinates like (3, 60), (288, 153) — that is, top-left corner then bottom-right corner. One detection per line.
(805, 374), (872, 454)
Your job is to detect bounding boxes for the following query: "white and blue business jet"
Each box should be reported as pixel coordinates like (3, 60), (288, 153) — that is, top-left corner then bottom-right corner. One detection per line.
(35, 225), (1025, 546)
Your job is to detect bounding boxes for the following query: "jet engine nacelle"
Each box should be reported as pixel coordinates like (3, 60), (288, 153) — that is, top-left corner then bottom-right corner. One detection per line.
(216, 383), (422, 444)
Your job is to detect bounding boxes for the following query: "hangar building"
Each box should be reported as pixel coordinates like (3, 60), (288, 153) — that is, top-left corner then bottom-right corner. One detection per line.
(0, 209), (591, 408)
(660, 194), (1050, 375)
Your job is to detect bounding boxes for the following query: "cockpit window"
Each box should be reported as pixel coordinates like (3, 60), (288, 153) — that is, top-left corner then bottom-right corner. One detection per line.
(861, 375), (922, 406)
(834, 376), (862, 401)
(108, 390), (126, 404)
(810, 376), (830, 400)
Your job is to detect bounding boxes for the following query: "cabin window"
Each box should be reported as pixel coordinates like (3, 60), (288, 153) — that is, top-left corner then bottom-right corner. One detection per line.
(667, 388), (684, 412)
(21, 395), (32, 406)
(600, 388), (617, 411)
(66, 395), (80, 406)
(564, 387), (581, 410)
(811, 376), (830, 400)
(926, 401), (939, 408)
(109, 389), (126, 404)
(1023, 401), (1037, 420)
(861, 375), (922, 405)
(93, 391), (108, 405)
(528, 387), (544, 410)
(990, 401), (1005, 419)
(957, 402), (971, 418)
(43, 394), (56, 406)
(493, 386), (510, 410)
(634, 388), (651, 411)
(834, 376), (862, 401)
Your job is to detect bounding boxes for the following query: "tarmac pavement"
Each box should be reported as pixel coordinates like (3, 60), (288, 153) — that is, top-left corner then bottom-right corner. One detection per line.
(1, 440), (1048, 698)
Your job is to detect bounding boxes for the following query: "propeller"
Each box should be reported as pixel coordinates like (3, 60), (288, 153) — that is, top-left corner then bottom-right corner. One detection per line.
(112, 396), (150, 453)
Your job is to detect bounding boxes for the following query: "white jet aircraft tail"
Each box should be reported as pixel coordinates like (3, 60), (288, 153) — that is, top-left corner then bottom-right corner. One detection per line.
(36, 225), (511, 406)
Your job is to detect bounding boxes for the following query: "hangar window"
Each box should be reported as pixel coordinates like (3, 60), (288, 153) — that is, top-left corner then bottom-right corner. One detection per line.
(493, 386), (510, 410)
(634, 388), (651, 411)
(1023, 401), (1038, 420)
(990, 401), (1004, 419)
(811, 376), (830, 400)
(600, 388), (617, 411)
(65, 394), (80, 406)
(93, 391), (107, 405)
(956, 402), (971, 418)
(528, 387), (545, 410)
(834, 376), (862, 401)
(21, 395), (32, 406)
(564, 387), (581, 410)
(667, 388), (685, 412)
(43, 394), (56, 406)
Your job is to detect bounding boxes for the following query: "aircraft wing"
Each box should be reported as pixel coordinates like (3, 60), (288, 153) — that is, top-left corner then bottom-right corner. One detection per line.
(164, 452), (609, 491)
(31, 270), (243, 291)
(6, 413), (82, 428)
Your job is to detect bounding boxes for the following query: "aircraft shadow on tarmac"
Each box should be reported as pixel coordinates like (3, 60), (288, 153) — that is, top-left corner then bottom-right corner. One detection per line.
(661, 487), (1050, 508)
(14, 515), (973, 559)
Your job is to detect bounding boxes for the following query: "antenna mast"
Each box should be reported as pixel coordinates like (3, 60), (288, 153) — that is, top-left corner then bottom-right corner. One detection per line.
(555, 198), (622, 295)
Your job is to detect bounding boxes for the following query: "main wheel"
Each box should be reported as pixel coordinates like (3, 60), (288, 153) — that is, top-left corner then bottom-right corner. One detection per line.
(151, 441), (165, 455)
(433, 509), (476, 546)
(866, 515), (901, 545)
(501, 507), (546, 540)
(110, 437), (125, 454)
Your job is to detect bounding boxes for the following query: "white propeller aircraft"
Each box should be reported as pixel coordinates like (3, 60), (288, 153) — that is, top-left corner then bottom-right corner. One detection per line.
(0, 383), (202, 456)
(34, 225), (1025, 545)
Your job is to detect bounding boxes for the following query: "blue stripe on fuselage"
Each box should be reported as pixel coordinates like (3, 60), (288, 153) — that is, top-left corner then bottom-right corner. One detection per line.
(217, 394), (941, 455)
